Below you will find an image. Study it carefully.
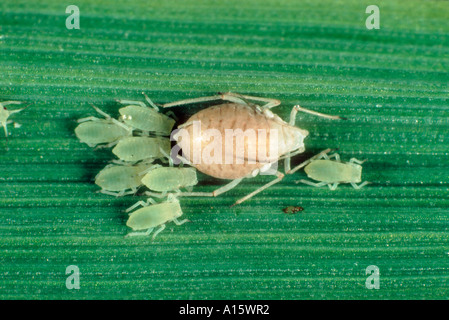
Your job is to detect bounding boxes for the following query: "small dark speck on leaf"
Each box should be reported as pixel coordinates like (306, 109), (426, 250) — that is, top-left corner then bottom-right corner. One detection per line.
(282, 206), (304, 214)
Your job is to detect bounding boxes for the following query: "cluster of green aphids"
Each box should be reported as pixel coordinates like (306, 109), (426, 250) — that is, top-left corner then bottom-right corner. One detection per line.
(74, 93), (192, 239)
(75, 92), (371, 239)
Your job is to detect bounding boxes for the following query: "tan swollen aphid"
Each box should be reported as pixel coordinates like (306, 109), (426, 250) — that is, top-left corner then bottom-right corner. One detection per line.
(162, 92), (344, 205)
(116, 93), (176, 136)
(125, 194), (189, 239)
(295, 149), (370, 190)
(75, 104), (133, 148)
(0, 100), (26, 139)
(94, 161), (155, 197)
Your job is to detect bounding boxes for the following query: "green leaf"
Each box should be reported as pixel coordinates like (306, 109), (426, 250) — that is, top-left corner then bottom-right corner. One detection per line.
(1, 0), (448, 299)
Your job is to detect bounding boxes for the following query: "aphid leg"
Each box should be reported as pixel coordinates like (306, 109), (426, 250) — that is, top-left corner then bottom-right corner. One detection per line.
(162, 93), (258, 109)
(151, 224), (166, 240)
(7, 107), (27, 116)
(125, 227), (154, 238)
(125, 187), (138, 196)
(166, 193), (177, 201)
(326, 153), (341, 161)
(286, 148), (334, 175)
(328, 183), (339, 190)
(290, 105), (345, 125)
(219, 93), (248, 106)
(222, 92), (281, 109)
(112, 118), (133, 133)
(91, 104), (113, 119)
(77, 116), (101, 123)
(232, 171), (285, 206)
(176, 154), (190, 165)
(1, 122), (9, 138)
(126, 200), (148, 213)
(125, 198), (157, 213)
(144, 191), (168, 198)
(142, 93), (160, 111)
(3, 120), (18, 137)
(296, 179), (328, 188)
(210, 179), (244, 197)
(104, 141), (121, 148)
(90, 104), (133, 132)
(173, 218), (190, 225)
(177, 177), (244, 198)
(164, 110), (178, 121)
(99, 189), (134, 197)
(279, 147), (305, 161)
(127, 188), (138, 196)
(0, 101), (23, 106)
(120, 190), (136, 197)
(111, 159), (138, 166)
(116, 99), (147, 108)
(350, 181), (370, 189)
(138, 164), (161, 176)
(170, 153), (192, 168)
(283, 146), (305, 174)
(162, 95), (223, 108)
(10, 108), (26, 114)
(349, 158), (367, 165)
(158, 147), (174, 167)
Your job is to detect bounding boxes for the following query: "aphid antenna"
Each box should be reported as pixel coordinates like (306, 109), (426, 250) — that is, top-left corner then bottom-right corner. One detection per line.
(293, 104), (347, 121)
(7, 102), (31, 114)
(141, 92), (160, 111)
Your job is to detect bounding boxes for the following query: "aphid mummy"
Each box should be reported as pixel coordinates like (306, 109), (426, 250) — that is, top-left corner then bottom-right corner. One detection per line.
(174, 102), (308, 179)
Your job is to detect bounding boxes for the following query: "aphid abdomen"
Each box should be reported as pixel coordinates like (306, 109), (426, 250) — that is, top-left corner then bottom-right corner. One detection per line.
(95, 166), (134, 191)
(180, 167), (198, 187)
(177, 103), (288, 179)
(75, 121), (126, 145)
(142, 168), (179, 192)
(112, 136), (171, 162)
(126, 201), (182, 231)
(141, 167), (197, 192)
(305, 160), (356, 183)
